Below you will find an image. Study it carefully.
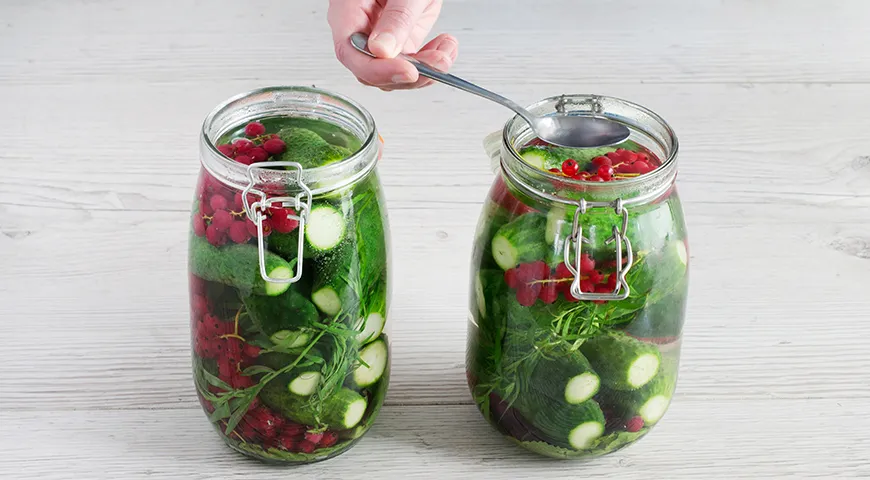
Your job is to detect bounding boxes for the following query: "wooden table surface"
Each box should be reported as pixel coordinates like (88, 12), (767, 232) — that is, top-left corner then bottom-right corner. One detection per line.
(2, 1), (869, 478)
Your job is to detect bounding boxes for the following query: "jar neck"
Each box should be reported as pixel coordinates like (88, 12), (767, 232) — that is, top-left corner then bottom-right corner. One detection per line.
(199, 86), (380, 196)
(494, 94), (679, 207)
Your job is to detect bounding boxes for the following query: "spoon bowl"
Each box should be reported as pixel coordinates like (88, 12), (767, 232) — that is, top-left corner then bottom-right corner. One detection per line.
(350, 33), (630, 148)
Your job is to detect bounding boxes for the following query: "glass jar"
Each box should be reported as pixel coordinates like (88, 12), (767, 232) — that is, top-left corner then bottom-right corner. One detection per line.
(189, 86), (391, 463)
(466, 94), (687, 459)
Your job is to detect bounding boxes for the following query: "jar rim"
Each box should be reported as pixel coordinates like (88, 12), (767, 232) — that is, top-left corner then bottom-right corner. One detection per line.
(199, 85), (380, 195)
(499, 94), (679, 206)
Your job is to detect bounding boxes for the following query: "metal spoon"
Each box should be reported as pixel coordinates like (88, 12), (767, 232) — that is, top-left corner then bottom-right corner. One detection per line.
(350, 32), (630, 148)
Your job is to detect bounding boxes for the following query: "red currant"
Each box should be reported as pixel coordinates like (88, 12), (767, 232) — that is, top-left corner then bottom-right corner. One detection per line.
(233, 139), (253, 154)
(261, 218), (273, 236)
(205, 225), (225, 246)
(298, 440), (317, 454)
(244, 122), (266, 137)
(270, 207), (299, 234)
(633, 161), (652, 174)
(588, 269), (603, 284)
(516, 285), (539, 307)
(548, 168), (561, 174)
(200, 200), (214, 216)
(249, 147), (268, 163)
(561, 159), (579, 177)
(592, 156), (612, 168)
(588, 175), (604, 182)
(228, 221), (251, 243)
(192, 215), (206, 236)
(191, 294), (209, 315)
(539, 282), (559, 304)
(263, 138), (286, 155)
(597, 165), (614, 181)
(209, 195), (228, 212)
(304, 431), (324, 444)
(211, 210), (234, 232)
(580, 254), (595, 274)
(579, 279), (595, 293)
(318, 431), (339, 448)
(625, 416), (644, 432)
(217, 144), (234, 157)
(234, 155), (253, 166)
(504, 268), (519, 289)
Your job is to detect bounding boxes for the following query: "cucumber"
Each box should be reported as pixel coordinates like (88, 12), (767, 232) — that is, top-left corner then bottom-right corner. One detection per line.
(600, 357), (678, 425)
(269, 329), (313, 349)
(311, 266), (352, 316)
(547, 146), (617, 168)
(288, 371), (322, 396)
(354, 278), (387, 344)
(519, 147), (551, 169)
(260, 381), (367, 430)
(267, 230), (301, 262)
(243, 288), (318, 337)
(580, 332), (661, 391)
(277, 127), (352, 169)
(189, 235), (292, 296)
(351, 338), (388, 387)
(490, 213), (549, 270)
(529, 352), (600, 405)
(305, 204), (346, 253)
(520, 397), (606, 450)
(475, 269), (507, 319)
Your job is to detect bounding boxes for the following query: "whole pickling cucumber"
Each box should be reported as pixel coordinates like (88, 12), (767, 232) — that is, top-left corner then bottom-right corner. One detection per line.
(602, 367), (677, 426)
(579, 332), (661, 391)
(490, 213), (549, 270)
(189, 235), (292, 296)
(243, 287), (319, 337)
(260, 379), (368, 430)
(518, 396), (606, 450)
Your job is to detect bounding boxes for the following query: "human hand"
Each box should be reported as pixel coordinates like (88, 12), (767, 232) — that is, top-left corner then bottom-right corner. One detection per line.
(328, 0), (459, 90)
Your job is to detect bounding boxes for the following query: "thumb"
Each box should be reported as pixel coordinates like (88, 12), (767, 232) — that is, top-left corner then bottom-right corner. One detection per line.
(369, 0), (428, 58)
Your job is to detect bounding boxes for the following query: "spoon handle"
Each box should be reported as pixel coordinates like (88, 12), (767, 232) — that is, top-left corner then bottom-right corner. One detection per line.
(349, 33), (534, 123)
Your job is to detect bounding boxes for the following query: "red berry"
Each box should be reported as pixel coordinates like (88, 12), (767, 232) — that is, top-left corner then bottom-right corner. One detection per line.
(261, 218), (273, 236)
(282, 423), (307, 438)
(263, 138), (286, 155)
(234, 154), (253, 166)
(633, 160), (652, 174)
(233, 139), (254, 154)
(588, 175), (604, 182)
(205, 224), (226, 246)
(228, 221), (251, 244)
(561, 159), (579, 177)
(242, 344), (261, 358)
(298, 440), (317, 454)
(217, 144), (234, 157)
(516, 285), (539, 306)
(278, 434), (297, 451)
(517, 261), (549, 282)
(555, 262), (573, 279)
(200, 200), (214, 216)
(192, 215), (206, 236)
(245, 218), (258, 237)
(304, 431), (324, 444)
(211, 210), (234, 232)
(190, 274), (207, 294)
(605, 274), (618, 290)
(580, 254), (595, 274)
(249, 147), (268, 163)
(239, 423), (260, 442)
(597, 165), (614, 181)
(269, 207), (299, 234)
(209, 195), (228, 212)
(548, 168), (561, 174)
(606, 151), (621, 161)
(579, 279), (595, 293)
(504, 268), (519, 289)
(625, 416), (644, 432)
(592, 156), (612, 168)
(244, 122), (266, 137)
(232, 192), (244, 210)
(218, 357), (234, 379)
(587, 269), (603, 284)
(539, 281), (559, 304)
(318, 431), (339, 448)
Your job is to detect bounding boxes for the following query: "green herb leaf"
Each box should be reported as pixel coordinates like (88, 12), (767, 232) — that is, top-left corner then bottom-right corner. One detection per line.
(241, 365), (275, 377)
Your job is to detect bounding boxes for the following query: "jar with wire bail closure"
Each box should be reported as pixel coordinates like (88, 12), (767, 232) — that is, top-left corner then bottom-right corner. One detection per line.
(189, 86), (391, 463)
(466, 94), (687, 459)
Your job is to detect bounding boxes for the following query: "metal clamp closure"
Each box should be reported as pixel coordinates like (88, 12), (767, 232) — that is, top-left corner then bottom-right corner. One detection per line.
(563, 198), (634, 301)
(241, 162), (312, 284)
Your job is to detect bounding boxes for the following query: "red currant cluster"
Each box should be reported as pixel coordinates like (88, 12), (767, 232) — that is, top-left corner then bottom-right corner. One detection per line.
(235, 406), (340, 454)
(503, 254), (618, 307)
(550, 149), (658, 182)
(216, 122), (288, 166)
(192, 173), (300, 247)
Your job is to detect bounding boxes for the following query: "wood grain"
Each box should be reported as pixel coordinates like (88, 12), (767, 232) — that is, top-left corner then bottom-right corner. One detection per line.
(1, 0), (869, 478)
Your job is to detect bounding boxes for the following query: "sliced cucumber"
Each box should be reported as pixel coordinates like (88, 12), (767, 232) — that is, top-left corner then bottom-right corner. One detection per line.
(568, 421), (605, 450)
(352, 338), (388, 387)
(305, 204), (346, 253)
(270, 329), (311, 349)
(354, 313), (385, 345)
(520, 148), (550, 169)
(579, 333), (661, 391)
(529, 352), (600, 405)
(288, 371), (322, 396)
(490, 213), (548, 270)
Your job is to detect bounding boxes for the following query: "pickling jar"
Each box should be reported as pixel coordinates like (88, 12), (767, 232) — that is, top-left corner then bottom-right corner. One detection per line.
(189, 86), (391, 463)
(466, 94), (687, 459)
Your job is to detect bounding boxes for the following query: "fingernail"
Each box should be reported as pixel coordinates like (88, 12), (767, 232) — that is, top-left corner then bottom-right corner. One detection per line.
(391, 73), (414, 84)
(370, 32), (399, 57)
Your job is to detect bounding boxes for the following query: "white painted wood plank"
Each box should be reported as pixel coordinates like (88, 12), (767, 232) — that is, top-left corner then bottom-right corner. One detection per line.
(2, 400), (868, 479)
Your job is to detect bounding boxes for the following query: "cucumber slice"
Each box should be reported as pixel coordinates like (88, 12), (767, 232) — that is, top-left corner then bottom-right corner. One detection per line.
(269, 329), (311, 349)
(311, 285), (342, 316)
(520, 148), (550, 169)
(354, 313), (385, 345)
(352, 338), (388, 387)
(288, 371), (322, 396)
(529, 352), (600, 405)
(564, 372), (601, 405)
(305, 204), (346, 252)
(568, 421), (605, 450)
